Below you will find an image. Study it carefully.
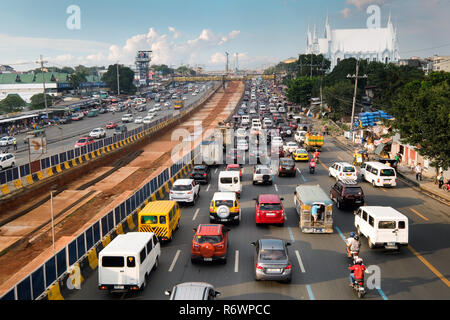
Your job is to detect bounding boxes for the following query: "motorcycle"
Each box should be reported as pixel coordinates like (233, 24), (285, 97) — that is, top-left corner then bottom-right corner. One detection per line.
(309, 166), (315, 174)
(350, 274), (366, 298)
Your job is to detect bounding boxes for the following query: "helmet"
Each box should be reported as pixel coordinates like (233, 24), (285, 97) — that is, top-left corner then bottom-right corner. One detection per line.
(354, 235), (360, 241)
(355, 257), (363, 264)
(350, 232), (355, 238)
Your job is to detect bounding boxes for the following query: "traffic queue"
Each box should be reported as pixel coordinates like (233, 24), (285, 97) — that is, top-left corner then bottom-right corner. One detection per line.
(97, 79), (409, 300)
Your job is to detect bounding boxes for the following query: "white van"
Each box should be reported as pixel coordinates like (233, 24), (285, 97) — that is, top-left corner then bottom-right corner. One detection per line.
(241, 115), (250, 126)
(328, 162), (358, 181)
(98, 232), (161, 293)
(218, 171), (242, 198)
(354, 206), (408, 250)
(294, 130), (307, 144)
(360, 162), (397, 187)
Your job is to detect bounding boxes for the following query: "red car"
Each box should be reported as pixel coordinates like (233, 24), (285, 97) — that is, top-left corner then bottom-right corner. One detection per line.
(254, 194), (285, 226)
(191, 224), (229, 264)
(226, 164), (242, 177)
(289, 121), (298, 130)
(74, 136), (95, 148)
(106, 121), (118, 129)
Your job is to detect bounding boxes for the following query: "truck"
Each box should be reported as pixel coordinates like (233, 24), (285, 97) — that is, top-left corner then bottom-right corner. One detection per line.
(304, 132), (324, 151)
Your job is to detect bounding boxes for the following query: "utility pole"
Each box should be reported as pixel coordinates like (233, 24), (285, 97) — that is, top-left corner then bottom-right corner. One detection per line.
(347, 57), (368, 140)
(225, 52), (229, 74)
(36, 55), (49, 121)
(116, 62), (120, 96)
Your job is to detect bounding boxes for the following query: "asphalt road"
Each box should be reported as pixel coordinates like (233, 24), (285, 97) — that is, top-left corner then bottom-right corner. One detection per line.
(7, 83), (214, 167)
(67, 126), (450, 300)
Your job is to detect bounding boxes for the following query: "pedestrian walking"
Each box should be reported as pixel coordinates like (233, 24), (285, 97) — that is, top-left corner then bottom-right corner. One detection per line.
(13, 139), (17, 151)
(415, 163), (423, 181)
(438, 171), (444, 189)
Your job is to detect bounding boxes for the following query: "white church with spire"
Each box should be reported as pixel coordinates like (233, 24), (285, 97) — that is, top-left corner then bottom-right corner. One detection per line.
(306, 13), (399, 70)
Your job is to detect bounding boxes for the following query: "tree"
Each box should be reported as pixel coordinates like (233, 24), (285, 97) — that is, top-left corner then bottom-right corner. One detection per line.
(389, 71), (450, 171)
(30, 93), (54, 110)
(323, 81), (355, 121)
(0, 94), (26, 113)
(151, 64), (174, 76)
(68, 71), (87, 92)
(102, 64), (136, 95)
(286, 76), (321, 106)
(296, 54), (330, 77)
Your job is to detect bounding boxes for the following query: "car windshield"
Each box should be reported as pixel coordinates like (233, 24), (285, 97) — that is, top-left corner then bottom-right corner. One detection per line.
(280, 160), (293, 166)
(345, 187), (362, 195)
(228, 167), (239, 171)
(380, 169), (395, 177)
(140, 215), (158, 224)
(195, 235), (223, 244)
(259, 249), (287, 261)
(343, 166), (356, 173)
(260, 203), (282, 211)
(77, 138), (87, 143)
(172, 184), (192, 191)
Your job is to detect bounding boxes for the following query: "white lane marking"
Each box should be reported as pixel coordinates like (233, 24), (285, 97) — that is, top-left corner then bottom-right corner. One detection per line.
(297, 168), (301, 174)
(192, 208), (200, 221)
(234, 250), (239, 273)
(206, 184), (211, 192)
(274, 184), (279, 192)
(295, 250), (306, 273)
(214, 168), (218, 173)
(168, 250), (181, 272)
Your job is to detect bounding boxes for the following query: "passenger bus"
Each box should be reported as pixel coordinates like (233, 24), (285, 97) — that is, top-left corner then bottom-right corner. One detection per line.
(174, 100), (184, 109)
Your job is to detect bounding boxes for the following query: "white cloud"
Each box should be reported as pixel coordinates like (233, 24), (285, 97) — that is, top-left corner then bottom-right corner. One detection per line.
(218, 30), (241, 45)
(346, 0), (389, 10)
(210, 52), (226, 65)
(168, 26), (181, 39)
(340, 8), (352, 18)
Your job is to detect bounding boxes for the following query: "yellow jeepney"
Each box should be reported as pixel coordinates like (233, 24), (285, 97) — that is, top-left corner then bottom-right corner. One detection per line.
(138, 200), (180, 241)
(304, 132), (324, 152)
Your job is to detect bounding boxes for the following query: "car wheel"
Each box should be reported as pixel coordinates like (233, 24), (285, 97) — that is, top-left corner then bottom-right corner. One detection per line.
(253, 180), (256, 185)
(191, 257), (197, 264)
(153, 257), (159, 270)
(368, 237), (375, 249)
(11, 162), (15, 167)
(372, 180), (376, 187)
(357, 226), (361, 236)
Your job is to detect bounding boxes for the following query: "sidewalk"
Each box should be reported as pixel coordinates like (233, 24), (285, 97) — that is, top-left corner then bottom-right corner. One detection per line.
(330, 132), (450, 205)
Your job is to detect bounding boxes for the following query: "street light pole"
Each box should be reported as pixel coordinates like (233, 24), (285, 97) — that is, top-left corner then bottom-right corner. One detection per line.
(36, 55), (49, 122)
(347, 57), (367, 141)
(116, 62), (120, 96)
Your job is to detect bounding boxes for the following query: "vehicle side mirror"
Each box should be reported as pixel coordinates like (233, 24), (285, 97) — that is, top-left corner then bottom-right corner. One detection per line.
(226, 228), (231, 232)
(250, 242), (256, 246)
(353, 211), (357, 215)
(253, 198), (257, 201)
(215, 291), (221, 297)
(286, 242), (292, 246)
(164, 290), (171, 296)
(280, 197), (284, 201)
(294, 191), (297, 195)
(193, 228), (197, 232)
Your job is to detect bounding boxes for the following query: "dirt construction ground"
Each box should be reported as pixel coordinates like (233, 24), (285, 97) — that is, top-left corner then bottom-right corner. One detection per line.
(0, 81), (244, 295)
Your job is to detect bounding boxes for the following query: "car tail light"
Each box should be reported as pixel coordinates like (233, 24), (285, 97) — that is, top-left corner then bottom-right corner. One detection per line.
(256, 264), (264, 270)
(99, 285), (107, 290)
(285, 264), (292, 270)
(131, 286), (139, 291)
(215, 244), (224, 249)
(190, 173), (193, 176)
(377, 179), (380, 183)
(187, 191), (193, 194)
(203, 173), (207, 176)
(339, 173), (342, 176)
(169, 191), (173, 194)
(193, 244), (200, 248)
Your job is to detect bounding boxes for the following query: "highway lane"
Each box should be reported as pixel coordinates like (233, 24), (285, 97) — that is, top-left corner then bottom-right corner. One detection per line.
(68, 134), (450, 300)
(7, 83), (214, 167)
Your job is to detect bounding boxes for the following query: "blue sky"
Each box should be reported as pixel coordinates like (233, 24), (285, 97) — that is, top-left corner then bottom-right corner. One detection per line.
(1, 0), (449, 71)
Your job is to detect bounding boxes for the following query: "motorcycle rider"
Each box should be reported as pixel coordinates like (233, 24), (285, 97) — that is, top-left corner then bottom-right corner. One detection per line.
(349, 257), (366, 287)
(314, 149), (320, 161)
(309, 158), (316, 173)
(347, 234), (360, 258)
(346, 232), (356, 247)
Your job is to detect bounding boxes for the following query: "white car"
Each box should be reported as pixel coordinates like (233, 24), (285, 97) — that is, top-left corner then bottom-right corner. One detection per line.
(89, 127), (106, 139)
(148, 107), (157, 113)
(0, 153), (15, 170)
(164, 102), (170, 107)
(154, 104), (162, 111)
(192, 92), (197, 96)
(182, 96), (187, 100)
(0, 136), (16, 146)
(329, 162), (358, 181)
(272, 136), (283, 147)
(121, 114), (134, 123)
(134, 117), (143, 124)
(278, 106), (286, 113)
(143, 115), (153, 124)
(283, 141), (298, 154)
(169, 179), (200, 205)
(295, 130), (307, 144)
(235, 128), (247, 139)
(236, 139), (248, 151)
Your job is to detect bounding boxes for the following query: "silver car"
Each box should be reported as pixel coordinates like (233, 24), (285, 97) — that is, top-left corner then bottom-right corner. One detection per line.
(252, 165), (273, 185)
(165, 282), (220, 300)
(251, 238), (292, 283)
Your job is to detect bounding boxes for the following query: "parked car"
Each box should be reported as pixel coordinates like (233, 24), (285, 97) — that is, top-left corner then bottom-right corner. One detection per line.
(329, 162), (358, 181)
(113, 125), (127, 135)
(190, 165), (211, 184)
(165, 282), (221, 300)
(74, 136), (95, 148)
(209, 191), (241, 224)
(169, 179), (200, 205)
(251, 238), (292, 283)
(191, 224), (229, 264)
(106, 121), (118, 129)
(59, 116), (72, 124)
(0, 153), (15, 170)
(252, 165), (273, 185)
(329, 179), (365, 209)
(71, 113), (84, 121)
(254, 194), (285, 226)
(278, 157), (296, 177)
(0, 136), (16, 146)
